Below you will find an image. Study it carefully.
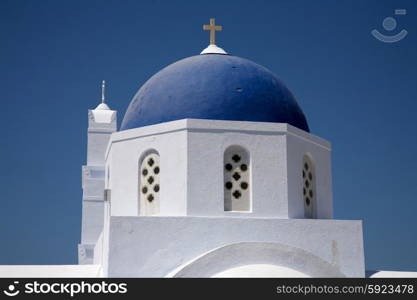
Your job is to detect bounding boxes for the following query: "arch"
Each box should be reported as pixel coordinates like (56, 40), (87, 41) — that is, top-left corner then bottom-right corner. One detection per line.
(170, 242), (345, 278)
(139, 149), (160, 216)
(223, 145), (251, 211)
(303, 154), (316, 218)
(214, 264), (308, 277)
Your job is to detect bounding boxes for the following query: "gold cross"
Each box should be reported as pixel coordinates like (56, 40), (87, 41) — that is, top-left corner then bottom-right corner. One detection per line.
(203, 18), (222, 45)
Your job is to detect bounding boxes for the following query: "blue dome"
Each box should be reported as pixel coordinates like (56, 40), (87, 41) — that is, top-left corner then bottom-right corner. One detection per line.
(121, 54), (309, 132)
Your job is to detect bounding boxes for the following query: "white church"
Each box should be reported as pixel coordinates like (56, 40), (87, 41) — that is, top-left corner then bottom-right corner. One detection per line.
(1, 19), (416, 278)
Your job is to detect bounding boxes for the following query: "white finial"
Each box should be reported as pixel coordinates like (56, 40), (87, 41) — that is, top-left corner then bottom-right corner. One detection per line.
(201, 44), (227, 55)
(101, 80), (106, 104)
(95, 80), (110, 110)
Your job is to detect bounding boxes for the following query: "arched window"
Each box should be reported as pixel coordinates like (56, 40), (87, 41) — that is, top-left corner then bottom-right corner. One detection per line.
(139, 151), (160, 216)
(224, 146), (250, 211)
(303, 155), (315, 218)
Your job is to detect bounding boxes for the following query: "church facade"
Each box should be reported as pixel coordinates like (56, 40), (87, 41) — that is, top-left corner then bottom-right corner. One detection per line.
(1, 20), (416, 278)
(79, 46), (363, 277)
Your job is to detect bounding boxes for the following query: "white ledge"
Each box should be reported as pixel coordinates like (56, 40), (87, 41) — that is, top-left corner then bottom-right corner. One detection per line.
(105, 119), (331, 159)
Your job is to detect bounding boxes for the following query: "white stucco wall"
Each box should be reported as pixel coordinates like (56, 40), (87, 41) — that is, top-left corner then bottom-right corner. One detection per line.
(286, 127), (333, 219)
(87, 109), (117, 166)
(186, 124), (287, 217)
(93, 232), (104, 265)
(105, 126), (188, 217)
(79, 107), (117, 264)
(105, 119), (332, 219)
(102, 216), (364, 277)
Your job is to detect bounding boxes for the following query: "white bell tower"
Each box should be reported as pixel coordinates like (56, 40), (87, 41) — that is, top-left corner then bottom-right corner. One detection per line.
(78, 81), (117, 264)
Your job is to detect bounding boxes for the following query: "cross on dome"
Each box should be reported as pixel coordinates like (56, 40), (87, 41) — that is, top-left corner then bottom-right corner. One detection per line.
(203, 18), (222, 45)
(201, 18), (227, 55)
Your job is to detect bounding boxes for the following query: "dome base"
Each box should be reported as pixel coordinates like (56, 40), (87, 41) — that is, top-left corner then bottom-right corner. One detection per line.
(200, 44), (228, 55)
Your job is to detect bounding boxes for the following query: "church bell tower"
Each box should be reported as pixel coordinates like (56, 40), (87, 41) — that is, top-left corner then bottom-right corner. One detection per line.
(79, 81), (117, 264)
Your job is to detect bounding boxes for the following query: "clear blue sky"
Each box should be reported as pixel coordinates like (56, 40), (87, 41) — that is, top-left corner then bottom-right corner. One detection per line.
(0, 0), (416, 272)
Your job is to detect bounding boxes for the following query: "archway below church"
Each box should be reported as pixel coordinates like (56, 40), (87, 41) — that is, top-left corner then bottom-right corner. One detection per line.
(170, 242), (345, 278)
(213, 264), (309, 278)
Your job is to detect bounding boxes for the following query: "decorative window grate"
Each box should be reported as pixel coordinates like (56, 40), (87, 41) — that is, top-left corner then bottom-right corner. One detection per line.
(224, 146), (250, 211)
(303, 155), (315, 218)
(139, 152), (160, 215)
